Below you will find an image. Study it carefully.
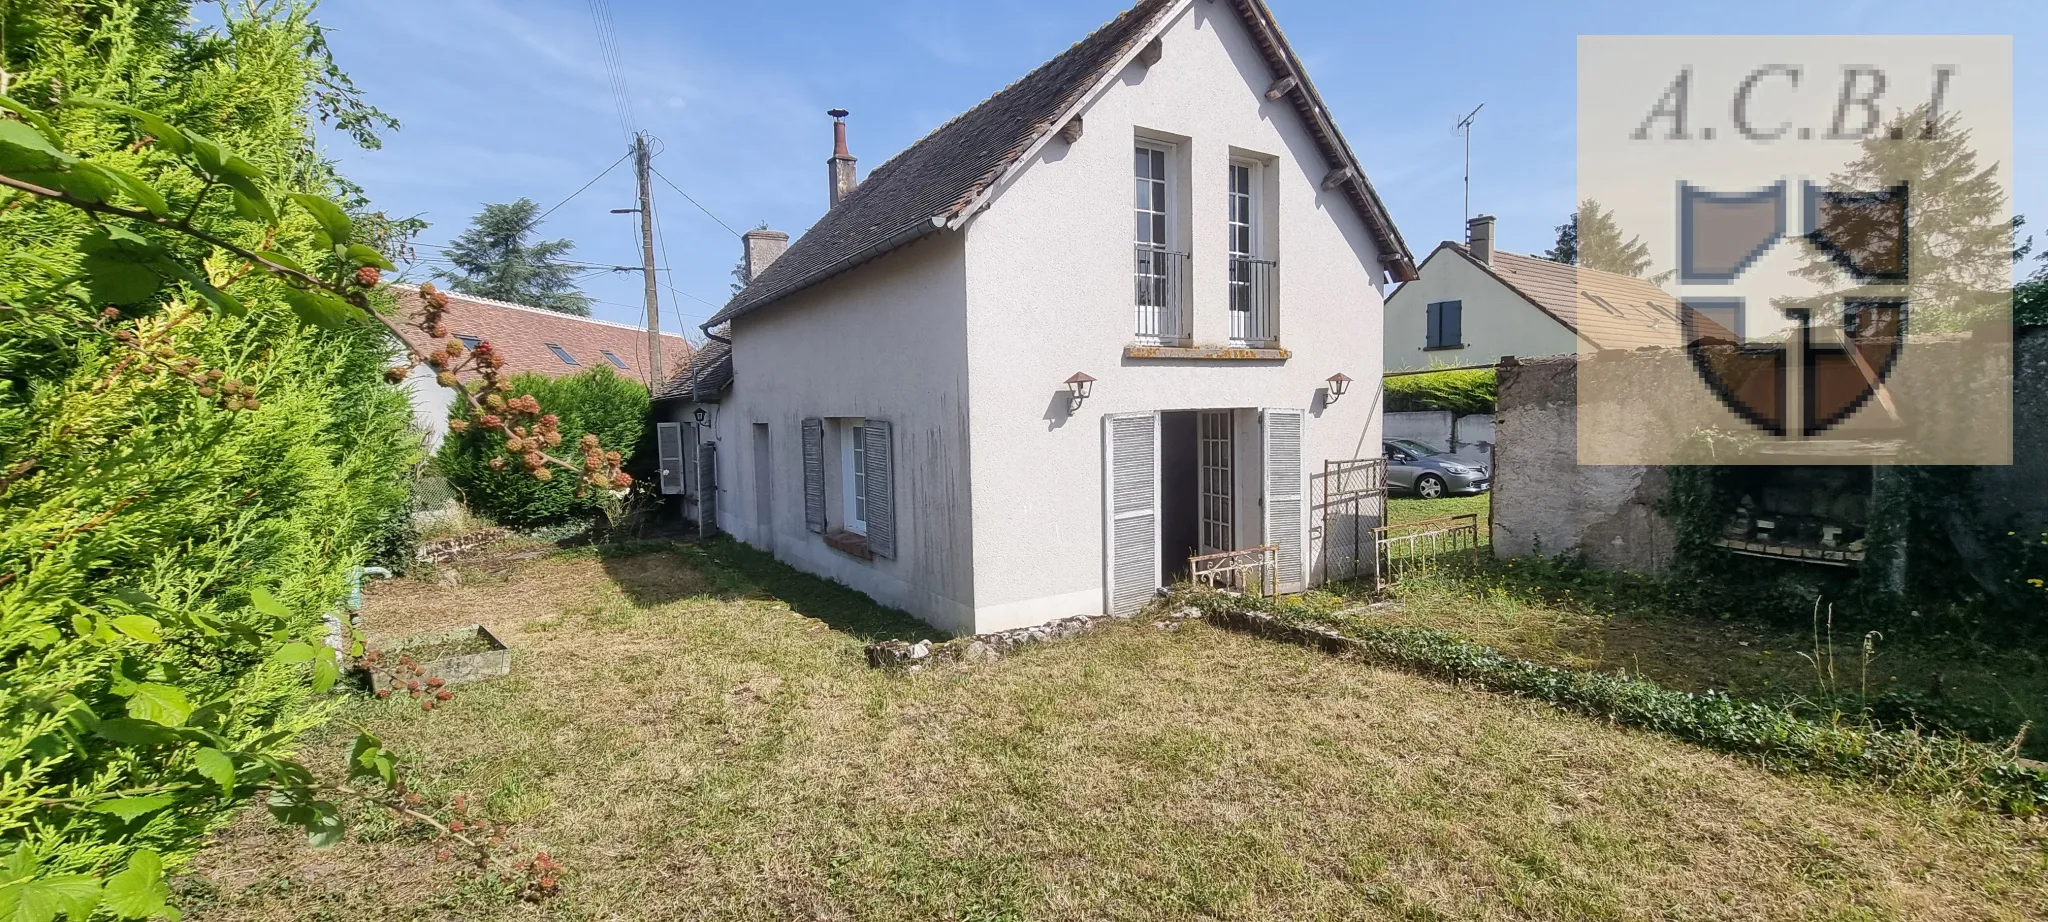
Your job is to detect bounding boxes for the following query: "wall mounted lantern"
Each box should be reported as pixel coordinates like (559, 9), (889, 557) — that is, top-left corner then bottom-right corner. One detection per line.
(692, 406), (709, 427)
(1325, 372), (1353, 403)
(1064, 372), (1096, 414)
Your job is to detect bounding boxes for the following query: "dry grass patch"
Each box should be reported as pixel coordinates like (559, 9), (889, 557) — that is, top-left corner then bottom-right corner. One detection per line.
(182, 541), (2048, 921)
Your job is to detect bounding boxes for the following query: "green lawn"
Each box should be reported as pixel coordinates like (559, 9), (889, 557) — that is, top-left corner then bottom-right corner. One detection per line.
(1388, 494), (1491, 543)
(182, 540), (2047, 921)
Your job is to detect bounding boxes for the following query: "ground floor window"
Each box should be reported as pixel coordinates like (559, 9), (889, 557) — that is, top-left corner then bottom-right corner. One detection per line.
(841, 418), (867, 534)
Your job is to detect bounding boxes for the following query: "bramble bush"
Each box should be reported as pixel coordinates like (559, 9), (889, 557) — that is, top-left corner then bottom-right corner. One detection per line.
(439, 366), (649, 527)
(0, 1), (619, 916)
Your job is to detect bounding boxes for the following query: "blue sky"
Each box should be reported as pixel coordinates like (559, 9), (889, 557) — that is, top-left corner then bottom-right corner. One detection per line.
(313, 0), (2046, 332)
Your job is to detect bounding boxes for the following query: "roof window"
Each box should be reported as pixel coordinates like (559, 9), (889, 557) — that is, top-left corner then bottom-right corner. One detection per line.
(546, 344), (579, 365)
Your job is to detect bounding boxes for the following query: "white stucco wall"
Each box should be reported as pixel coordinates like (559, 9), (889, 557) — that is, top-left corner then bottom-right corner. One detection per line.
(957, 1), (1390, 631)
(1383, 248), (1576, 371)
(706, 235), (979, 634)
(400, 350), (456, 453)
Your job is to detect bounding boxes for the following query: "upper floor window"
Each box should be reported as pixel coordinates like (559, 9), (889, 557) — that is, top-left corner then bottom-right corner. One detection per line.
(1425, 301), (1463, 350)
(1227, 159), (1276, 345)
(1133, 140), (1187, 343)
(600, 350), (628, 369)
(546, 344), (579, 365)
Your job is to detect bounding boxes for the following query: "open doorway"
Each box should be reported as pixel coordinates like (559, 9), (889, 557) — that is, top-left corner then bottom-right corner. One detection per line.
(1159, 409), (1241, 584)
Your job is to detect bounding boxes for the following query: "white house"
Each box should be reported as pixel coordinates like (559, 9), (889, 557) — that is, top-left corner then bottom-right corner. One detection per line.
(654, 0), (1416, 636)
(1383, 216), (1681, 372)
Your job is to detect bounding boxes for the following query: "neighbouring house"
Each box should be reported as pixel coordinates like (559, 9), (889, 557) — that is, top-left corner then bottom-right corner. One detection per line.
(651, 0), (1416, 636)
(1383, 216), (1682, 372)
(387, 284), (690, 450)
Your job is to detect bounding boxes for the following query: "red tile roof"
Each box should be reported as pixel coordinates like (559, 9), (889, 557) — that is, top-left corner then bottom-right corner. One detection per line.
(388, 284), (692, 385)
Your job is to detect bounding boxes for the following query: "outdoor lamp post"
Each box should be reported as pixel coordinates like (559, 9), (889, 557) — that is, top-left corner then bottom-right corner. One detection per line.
(1064, 372), (1096, 414)
(1325, 372), (1352, 403)
(692, 407), (709, 427)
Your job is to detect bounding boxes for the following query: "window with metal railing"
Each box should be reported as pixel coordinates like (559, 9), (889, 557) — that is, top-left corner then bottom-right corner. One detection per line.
(1227, 161), (1276, 345)
(1134, 142), (1188, 342)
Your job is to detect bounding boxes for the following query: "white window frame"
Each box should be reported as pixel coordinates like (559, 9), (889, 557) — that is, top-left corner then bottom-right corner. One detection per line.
(1134, 139), (1180, 344)
(840, 418), (868, 534)
(1227, 157), (1274, 346)
(1227, 159), (1260, 261)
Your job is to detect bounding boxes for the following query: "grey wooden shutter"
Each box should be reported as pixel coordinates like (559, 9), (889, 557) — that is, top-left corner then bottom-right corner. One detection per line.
(1426, 302), (1442, 348)
(862, 420), (895, 558)
(1444, 300), (1462, 346)
(801, 418), (826, 534)
(1103, 412), (1159, 616)
(1262, 408), (1306, 593)
(696, 441), (718, 536)
(656, 423), (686, 495)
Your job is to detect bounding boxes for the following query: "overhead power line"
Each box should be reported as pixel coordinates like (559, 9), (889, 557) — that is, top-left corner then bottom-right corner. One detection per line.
(650, 166), (741, 238)
(584, 0), (638, 140)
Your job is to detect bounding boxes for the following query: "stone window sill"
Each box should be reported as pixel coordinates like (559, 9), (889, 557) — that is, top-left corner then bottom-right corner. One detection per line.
(824, 530), (873, 560)
(1123, 344), (1290, 361)
(1422, 344), (1468, 352)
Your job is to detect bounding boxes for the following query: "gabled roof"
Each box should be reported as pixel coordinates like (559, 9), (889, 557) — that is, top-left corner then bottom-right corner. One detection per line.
(1415, 243), (1682, 352)
(704, 0), (1415, 329)
(388, 284), (692, 383)
(653, 337), (733, 403)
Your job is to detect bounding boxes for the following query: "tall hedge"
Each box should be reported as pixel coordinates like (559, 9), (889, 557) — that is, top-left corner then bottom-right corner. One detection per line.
(1383, 367), (1496, 415)
(439, 366), (649, 526)
(0, 0), (416, 888)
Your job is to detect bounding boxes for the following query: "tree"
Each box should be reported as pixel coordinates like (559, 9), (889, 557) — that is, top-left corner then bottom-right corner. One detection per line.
(436, 198), (593, 315)
(1544, 200), (1658, 279)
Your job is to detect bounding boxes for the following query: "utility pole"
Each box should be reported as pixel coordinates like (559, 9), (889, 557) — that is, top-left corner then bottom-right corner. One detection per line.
(634, 132), (663, 387)
(1455, 103), (1483, 224)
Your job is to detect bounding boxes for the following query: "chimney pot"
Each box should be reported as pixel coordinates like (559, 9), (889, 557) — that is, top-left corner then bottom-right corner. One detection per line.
(741, 228), (790, 284)
(827, 109), (858, 208)
(1466, 214), (1496, 265)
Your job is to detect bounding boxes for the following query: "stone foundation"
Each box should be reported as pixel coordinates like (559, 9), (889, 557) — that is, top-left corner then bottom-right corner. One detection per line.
(864, 607), (1206, 670)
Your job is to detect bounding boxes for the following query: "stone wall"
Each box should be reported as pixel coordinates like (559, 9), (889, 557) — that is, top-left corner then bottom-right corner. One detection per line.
(1490, 327), (2047, 572)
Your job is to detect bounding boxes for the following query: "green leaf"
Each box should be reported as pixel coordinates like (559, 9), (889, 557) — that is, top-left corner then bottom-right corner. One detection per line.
(109, 616), (162, 644)
(0, 873), (102, 922)
(191, 748), (235, 798)
(0, 94), (61, 145)
(229, 190), (273, 223)
(22, 626), (60, 649)
(3, 846), (37, 881)
(124, 684), (191, 727)
(310, 646), (340, 694)
(248, 587), (290, 619)
(92, 719), (177, 747)
(69, 162), (168, 216)
(90, 795), (175, 822)
(251, 250), (308, 278)
(100, 850), (174, 920)
(0, 119), (69, 173)
(156, 262), (244, 317)
(66, 97), (189, 155)
(68, 615), (92, 639)
(79, 255), (162, 306)
(268, 642), (316, 665)
(303, 801), (345, 848)
(286, 192), (352, 245)
(280, 287), (360, 330)
(344, 244), (395, 271)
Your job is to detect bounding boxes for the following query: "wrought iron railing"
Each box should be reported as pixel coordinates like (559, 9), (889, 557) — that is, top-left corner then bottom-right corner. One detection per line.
(1371, 513), (1480, 590)
(1191, 544), (1279, 598)
(1134, 245), (1189, 343)
(1228, 256), (1278, 345)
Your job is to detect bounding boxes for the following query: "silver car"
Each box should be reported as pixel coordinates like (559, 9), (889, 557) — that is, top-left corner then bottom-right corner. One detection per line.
(1384, 439), (1490, 498)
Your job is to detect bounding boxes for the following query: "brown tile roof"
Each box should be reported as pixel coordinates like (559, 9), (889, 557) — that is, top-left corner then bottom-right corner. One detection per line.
(705, 0), (1414, 329)
(388, 284), (692, 385)
(652, 337), (732, 402)
(1440, 244), (1683, 352)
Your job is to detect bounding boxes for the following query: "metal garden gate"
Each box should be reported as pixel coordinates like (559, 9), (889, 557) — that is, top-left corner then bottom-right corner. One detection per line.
(1320, 458), (1387, 583)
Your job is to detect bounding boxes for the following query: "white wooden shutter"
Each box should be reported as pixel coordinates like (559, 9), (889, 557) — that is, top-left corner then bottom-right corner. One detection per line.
(801, 418), (826, 534)
(1103, 412), (1160, 616)
(696, 441), (718, 536)
(655, 422), (685, 495)
(862, 420), (895, 559)
(1262, 408), (1306, 593)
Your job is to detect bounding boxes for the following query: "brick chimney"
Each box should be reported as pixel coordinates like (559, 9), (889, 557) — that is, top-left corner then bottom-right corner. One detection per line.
(827, 108), (858, 208)
(742, 228), (790, 283)
(1466, 214), (1496, 265)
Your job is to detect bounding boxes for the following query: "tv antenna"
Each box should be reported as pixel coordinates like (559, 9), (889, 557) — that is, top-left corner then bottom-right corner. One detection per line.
(1454, 103), (1484, 224)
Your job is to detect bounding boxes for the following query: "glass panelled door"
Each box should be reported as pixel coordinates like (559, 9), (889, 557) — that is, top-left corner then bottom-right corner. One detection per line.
(1198, 410), (1234, 553)
(1134, 144), (1177, 342)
